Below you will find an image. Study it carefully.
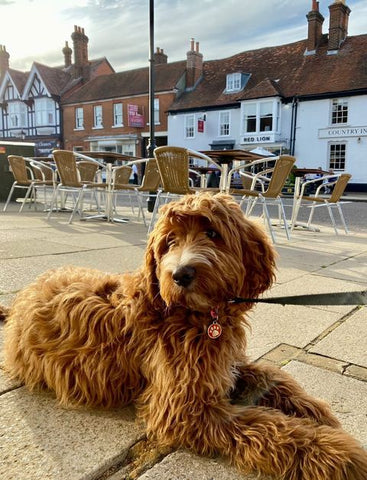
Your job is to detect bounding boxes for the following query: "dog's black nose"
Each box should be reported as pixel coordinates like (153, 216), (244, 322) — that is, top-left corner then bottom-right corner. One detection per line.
(172, 266), (196, 287)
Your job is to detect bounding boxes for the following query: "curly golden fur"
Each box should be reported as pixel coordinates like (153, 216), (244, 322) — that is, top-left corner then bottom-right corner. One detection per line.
(2, 193), (367, 479)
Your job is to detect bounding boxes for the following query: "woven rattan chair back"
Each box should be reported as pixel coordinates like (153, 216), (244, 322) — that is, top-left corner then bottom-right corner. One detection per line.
(53, 150), (81, 188)
(112, 166), (133, 190)
(8, 156), (32, 186)
(77, 161), (99, 183)
(154, 146), (195, 195)
(139, 158), (161, 192)
(30, 161), (55, 182)
(263, 155), (296, 198)
(329, 173), (351, 203)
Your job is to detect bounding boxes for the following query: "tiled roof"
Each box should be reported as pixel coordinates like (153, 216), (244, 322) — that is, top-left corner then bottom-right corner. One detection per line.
(62, 61), (186, 104)
(169, 33), (367, 112)
(6, 68), (28, 96)
(34, 62), (73, 96)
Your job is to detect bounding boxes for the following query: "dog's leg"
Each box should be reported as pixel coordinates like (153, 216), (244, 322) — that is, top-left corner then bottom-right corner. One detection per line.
(147, 401), (367, 480)
(230, 362), (341, 428)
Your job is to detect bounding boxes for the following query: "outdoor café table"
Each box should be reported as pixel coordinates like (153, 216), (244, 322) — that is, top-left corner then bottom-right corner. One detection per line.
(189, 165), (221, 187)
(291, 167), (330, 230)
(199, 149), (264, 191)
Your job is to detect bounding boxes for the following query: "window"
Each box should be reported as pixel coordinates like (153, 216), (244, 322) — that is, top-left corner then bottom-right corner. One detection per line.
(259, 102), (273, 132)
(331, 99), (348, 125)
(242, 100), (279, 134)
(113, 103), (123, 126)
(329, 143), (346, 171)
(184, 114), (195, 138)
(94, 105), (103, 128)
(8, 101), (27, 128)
(154, 98), (160, 125)
(34, 98), (54, 126)
(75, 107), (84, 129)
(226, 73), (242, 92)
(243, 103), (257, 133)
(219, 111), (230, 136)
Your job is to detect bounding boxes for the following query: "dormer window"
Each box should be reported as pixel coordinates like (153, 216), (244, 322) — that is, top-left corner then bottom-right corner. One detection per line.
(225, 72), (251, 93)
(226, 73), (241, 92)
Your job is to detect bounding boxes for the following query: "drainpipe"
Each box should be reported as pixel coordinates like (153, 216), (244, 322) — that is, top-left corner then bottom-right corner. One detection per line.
(289, 97), (298, 156)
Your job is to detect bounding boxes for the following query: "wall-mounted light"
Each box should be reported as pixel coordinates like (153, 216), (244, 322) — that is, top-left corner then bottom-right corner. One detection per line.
(357, 137), (361, 143)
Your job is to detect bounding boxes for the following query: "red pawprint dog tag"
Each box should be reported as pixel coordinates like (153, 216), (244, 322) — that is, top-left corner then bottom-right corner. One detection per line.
(207, 307), (222, 339)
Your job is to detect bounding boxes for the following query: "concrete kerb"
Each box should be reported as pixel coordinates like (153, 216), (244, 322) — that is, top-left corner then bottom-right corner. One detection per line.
(0, 202), (366, 480)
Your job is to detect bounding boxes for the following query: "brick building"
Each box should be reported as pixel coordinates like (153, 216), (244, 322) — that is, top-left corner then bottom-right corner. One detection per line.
(61, 43), (205, 157)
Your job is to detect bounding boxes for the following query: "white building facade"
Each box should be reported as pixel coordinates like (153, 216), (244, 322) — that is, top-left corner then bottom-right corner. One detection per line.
(167, 0), (367, 190)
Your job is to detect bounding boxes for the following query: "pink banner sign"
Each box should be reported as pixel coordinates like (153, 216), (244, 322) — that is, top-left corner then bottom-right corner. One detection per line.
(128, 104), (145, 127)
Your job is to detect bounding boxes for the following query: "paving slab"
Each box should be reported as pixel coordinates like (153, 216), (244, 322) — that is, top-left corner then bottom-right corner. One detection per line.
(138, 449), (269, 480)
(0, 388), (142, 480)
(309, 307), (367, 367)
(247, 303), (340, 360)
(283, 361), (367, 447)
(0, 245), (145, 293)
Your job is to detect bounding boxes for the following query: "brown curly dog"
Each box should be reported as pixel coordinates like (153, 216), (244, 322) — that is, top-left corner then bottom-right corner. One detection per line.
(2, 193), (367, 479)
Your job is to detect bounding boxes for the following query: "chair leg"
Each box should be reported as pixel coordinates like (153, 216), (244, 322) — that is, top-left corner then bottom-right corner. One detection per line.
(69, 189), (84, 224)
(47, 185), (61, 220)
(261, 198), (276, 243)
(246, 197), (258, 216)
(326, 203), (339, 235)
(135, 190), (147, 227)
(19, 184), (34, 213)
(336, 203), (349, 234)
(148, 190), (162, 235)
(306, 201), (318, 229)
(277, 197), (291, 240)
(3, 183), (17, 211)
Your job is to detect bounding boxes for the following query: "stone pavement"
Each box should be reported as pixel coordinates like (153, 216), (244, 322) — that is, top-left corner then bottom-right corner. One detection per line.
(0, 201), (366, 480)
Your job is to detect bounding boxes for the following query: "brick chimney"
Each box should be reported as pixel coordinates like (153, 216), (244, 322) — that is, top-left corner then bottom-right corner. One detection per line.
(306, 0), (324, 53)
(186, 38), (203, 90)
(328, 0), (351, 51)
(71, 25), (90, 78)
(154, 47), (168, 65)
(62, 41), (72, 68)
(0, 45), (10, 77)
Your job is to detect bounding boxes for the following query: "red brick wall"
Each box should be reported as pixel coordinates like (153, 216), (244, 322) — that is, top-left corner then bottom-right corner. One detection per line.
(62, 92), (175, 155)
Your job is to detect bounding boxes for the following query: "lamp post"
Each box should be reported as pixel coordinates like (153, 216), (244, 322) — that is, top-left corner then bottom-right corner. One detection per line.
(146, 0), (156, 212)
(147, 0), (156, 158)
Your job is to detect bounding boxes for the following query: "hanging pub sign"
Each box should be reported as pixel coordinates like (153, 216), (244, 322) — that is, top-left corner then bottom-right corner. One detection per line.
(128, 104), (145, 127)
(197, 118), (205, 133)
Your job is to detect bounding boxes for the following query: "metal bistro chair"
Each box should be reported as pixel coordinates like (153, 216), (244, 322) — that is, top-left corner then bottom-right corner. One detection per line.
(150, 146), (221, 233)
(227, 155), (296, 243)
(110, 158), (161, 227)
(29, 159), (57, 210)
(47, 150), (108, 223)
(291, 173), (352, 234)
(3, 155), (55, 212)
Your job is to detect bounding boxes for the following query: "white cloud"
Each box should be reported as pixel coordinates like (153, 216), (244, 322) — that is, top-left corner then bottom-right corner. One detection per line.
(0, 0), (365, 72)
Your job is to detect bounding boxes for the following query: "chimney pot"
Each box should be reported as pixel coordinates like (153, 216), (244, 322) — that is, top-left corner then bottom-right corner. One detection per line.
(328, 0), (351, 51)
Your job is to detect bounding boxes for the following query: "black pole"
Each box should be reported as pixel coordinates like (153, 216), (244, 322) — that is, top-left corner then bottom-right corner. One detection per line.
(146, 0), (156, 212)
(147, 0), (156, 158)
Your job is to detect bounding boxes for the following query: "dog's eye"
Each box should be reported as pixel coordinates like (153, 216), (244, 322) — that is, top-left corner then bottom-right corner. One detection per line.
(206, 229), (219, 239)
(166, 234), (176, 248)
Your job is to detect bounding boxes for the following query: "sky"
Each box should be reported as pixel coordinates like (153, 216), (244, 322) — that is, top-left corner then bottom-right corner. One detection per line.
(1, 0), (366, 73)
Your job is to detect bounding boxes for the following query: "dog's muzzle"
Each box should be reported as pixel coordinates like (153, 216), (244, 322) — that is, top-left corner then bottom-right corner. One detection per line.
(172, 265), (196, 288)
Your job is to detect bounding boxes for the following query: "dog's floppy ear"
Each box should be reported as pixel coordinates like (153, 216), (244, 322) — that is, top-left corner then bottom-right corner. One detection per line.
(239, 219), (277, 299)
(143, 233), (162, 307)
